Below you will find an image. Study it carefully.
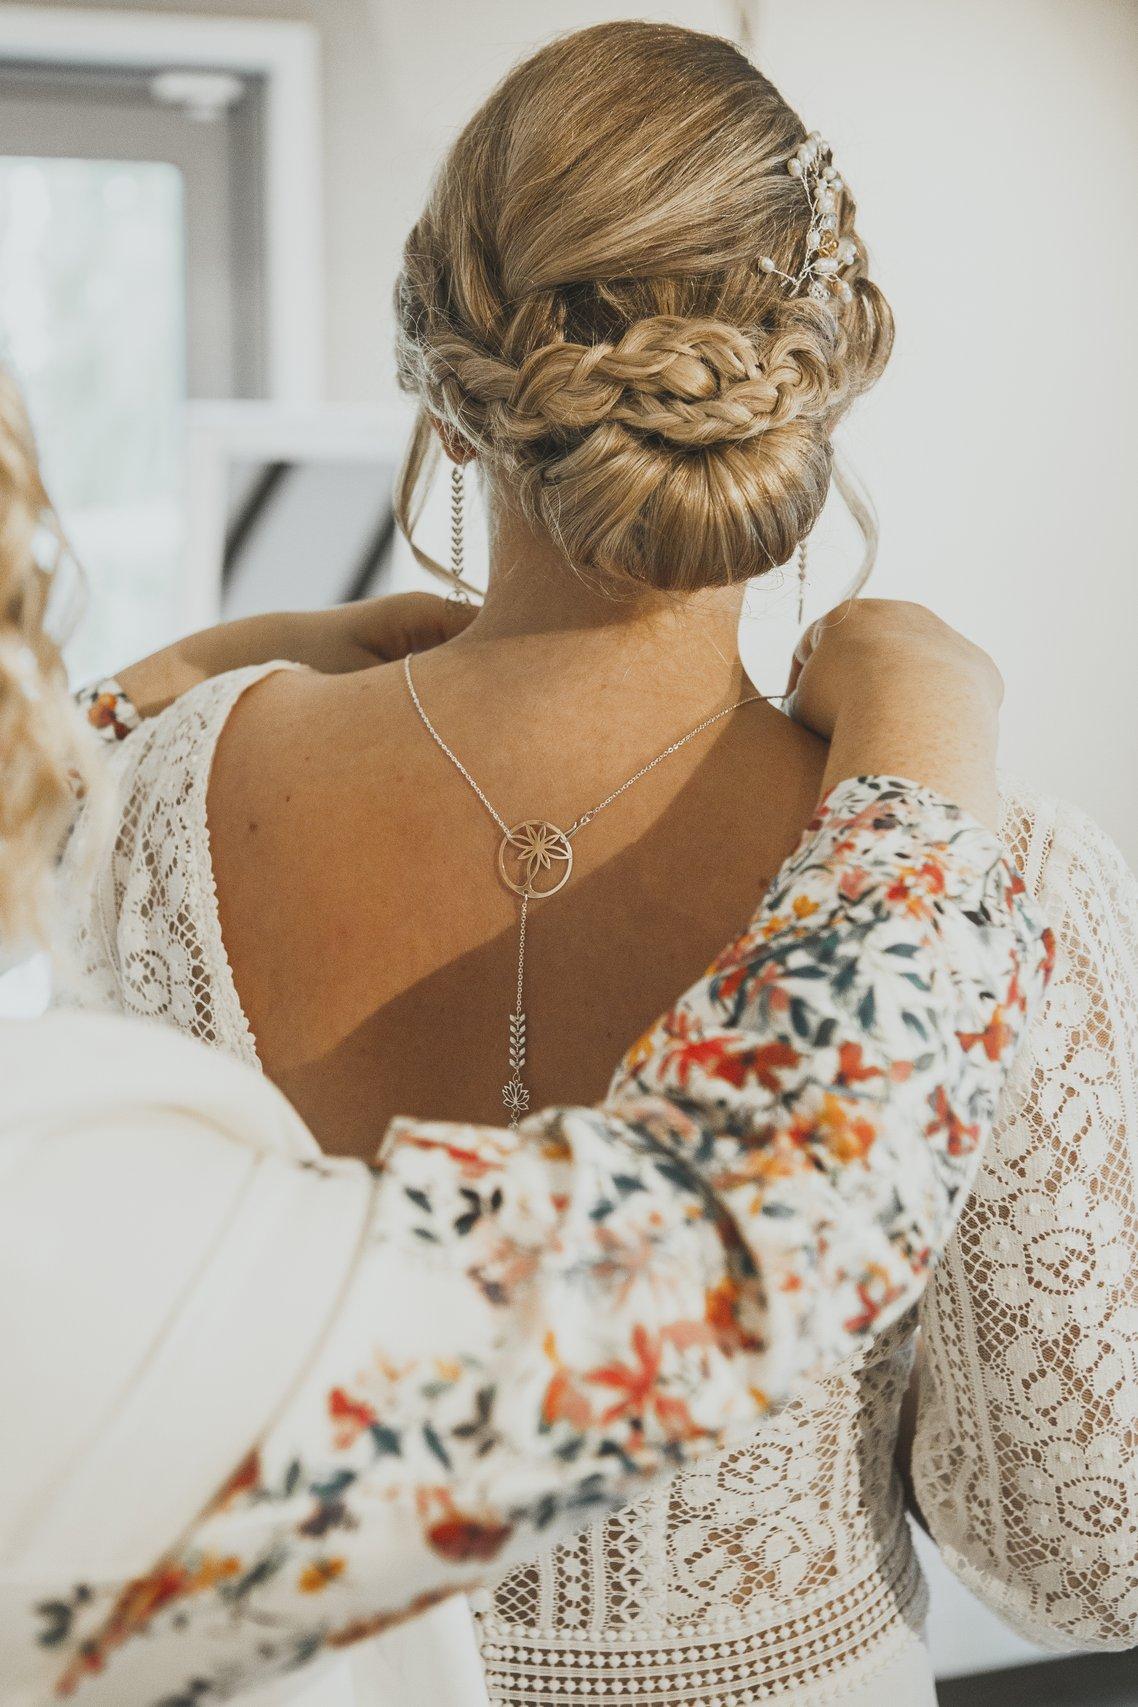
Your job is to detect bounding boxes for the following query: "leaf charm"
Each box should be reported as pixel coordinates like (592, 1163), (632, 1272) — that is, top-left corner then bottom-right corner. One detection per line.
(509, 1011), (527, 1073)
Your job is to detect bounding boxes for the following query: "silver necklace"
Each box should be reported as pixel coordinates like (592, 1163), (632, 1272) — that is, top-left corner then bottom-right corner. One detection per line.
(403, 653), (764, 1125)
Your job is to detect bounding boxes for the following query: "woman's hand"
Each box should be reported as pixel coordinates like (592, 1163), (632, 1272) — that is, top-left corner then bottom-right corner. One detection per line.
(786, 599), (1003, 828)
(113, 593), (476, 721)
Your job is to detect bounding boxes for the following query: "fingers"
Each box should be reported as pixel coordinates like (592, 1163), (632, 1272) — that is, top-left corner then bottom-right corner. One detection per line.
(407, 593), (477, 652)
(436, 598), (479, 641)
(784, 618), (821, 703)
(365, 591), (477, 660)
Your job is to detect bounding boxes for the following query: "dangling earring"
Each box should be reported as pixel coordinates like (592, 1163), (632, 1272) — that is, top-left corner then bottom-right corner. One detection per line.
(447, 462), (473, 605)
(796, 536), (808, 625)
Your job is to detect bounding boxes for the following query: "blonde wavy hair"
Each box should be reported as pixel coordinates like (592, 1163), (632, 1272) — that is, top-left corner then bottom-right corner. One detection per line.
(394, 20), (893, 597)
(0, 369), (95, 944)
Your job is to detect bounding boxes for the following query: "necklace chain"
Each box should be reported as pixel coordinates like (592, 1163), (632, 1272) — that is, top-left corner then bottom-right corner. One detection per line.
(403, 653), (763, 836)
(402, 652), (764, 1124)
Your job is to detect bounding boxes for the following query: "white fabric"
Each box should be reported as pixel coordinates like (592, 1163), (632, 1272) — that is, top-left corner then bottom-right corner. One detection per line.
(0, 1009), (489, 1707)
(53, 663), (1138, 1702)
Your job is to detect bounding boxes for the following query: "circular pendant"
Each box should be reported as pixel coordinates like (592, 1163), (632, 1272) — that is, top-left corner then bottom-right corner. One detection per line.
(498, 820), (573, 899)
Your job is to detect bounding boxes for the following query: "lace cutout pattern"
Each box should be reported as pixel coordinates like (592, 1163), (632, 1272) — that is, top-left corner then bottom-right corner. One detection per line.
(914, 787), (1138, 1650)
(56, 663), (298, 1065)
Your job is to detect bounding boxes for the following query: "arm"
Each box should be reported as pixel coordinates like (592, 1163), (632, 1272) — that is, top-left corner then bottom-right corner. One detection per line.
(911, 789), (1138, 1651)
(22, 775), (1052, 1703)
(82, 593), (474, 722)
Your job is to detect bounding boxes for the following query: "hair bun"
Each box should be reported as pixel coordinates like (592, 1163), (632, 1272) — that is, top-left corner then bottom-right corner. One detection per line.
(395, 21), (893, 594)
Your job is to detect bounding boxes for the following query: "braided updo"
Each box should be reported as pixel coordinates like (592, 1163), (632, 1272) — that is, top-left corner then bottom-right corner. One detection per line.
(395, 21), (893, 594)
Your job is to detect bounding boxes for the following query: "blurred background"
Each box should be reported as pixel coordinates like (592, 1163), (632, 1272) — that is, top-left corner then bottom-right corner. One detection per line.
(1, 2), (1135, 1696)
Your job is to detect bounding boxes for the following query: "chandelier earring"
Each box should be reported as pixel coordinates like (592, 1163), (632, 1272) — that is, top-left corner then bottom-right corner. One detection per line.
(447, 461), (474, 605)
(797, 537), (809, 626)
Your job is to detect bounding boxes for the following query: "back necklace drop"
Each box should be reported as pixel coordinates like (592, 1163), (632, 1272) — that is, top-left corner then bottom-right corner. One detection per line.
(403, 653), (764, 1124)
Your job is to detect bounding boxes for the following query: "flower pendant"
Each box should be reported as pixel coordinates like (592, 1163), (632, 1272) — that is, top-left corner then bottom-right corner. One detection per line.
(498, 821), (573, 899)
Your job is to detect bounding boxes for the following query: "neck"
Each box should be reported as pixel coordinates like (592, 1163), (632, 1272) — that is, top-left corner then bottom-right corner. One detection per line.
(443, 484), (749, 717)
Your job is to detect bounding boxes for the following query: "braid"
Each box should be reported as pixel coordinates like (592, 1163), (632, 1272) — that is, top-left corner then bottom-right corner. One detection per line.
(393, 21), (893, 593)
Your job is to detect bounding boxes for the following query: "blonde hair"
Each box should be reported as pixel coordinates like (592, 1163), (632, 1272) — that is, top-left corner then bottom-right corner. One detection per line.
(0, 370), (95, 944)
(394, 20), (893, 596)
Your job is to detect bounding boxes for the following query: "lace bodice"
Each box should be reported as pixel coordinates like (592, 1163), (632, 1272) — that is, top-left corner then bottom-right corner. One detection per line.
(55, 666), (1138, 1703)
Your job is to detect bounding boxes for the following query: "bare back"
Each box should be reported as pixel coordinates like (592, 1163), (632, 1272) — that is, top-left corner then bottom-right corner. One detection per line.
(207, 645), (828, 1159)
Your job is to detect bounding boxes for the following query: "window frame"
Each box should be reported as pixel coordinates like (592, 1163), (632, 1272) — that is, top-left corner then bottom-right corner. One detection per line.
(0, 5), (324, 404)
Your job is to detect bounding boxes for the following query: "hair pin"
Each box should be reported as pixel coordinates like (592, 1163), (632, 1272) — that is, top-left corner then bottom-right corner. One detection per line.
(759, 131), (857, 309)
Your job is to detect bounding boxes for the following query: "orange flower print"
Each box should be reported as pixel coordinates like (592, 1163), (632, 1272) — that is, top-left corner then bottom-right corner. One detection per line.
(621, 1022), (659, 1080)
(843, 1265), (906, 1335)
(925, 1086), (981, 1157)
(838, 865), (872, 903)
(542, 1366), (593, 1430)
(84, 690), (134, 742)
(541, 1330), (592, 1429)
(329, 1386), (378, 1449)
(417, 1489), (514, 1563)
(399, 1133), (499, 1178)
(299, 1557), (346, 1593)
(586, 1325), (698, 1441)
(206, 1448), (261, 1514)
(835, 1041), (883, 1086)
(958, 1006), (1013, 1063)
(705, 1274), (740, 1336)
(54, 1555), (241, 1695)
(886, 857), (946, 918)
(664, 1034), (800, 1094)
(813, 1093), (878, 1163)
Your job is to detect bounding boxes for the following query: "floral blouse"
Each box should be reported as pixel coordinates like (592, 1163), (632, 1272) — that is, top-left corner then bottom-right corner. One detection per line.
(24, 681), (1053, 1706)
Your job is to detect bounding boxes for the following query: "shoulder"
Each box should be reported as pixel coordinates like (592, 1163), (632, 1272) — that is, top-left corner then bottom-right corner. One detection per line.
(143, 661), (308, 773)
(206, 657), (405, 825)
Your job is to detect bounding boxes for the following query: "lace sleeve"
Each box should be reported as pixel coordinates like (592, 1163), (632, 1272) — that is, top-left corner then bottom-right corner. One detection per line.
(913, 787), (1138, 1650)
(36, 777), (1052, 1703)
(56, 662), (300, 1057)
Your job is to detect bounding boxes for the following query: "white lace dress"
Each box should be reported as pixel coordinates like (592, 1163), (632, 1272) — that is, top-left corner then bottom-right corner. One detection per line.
(56, 664), (1138, 1705)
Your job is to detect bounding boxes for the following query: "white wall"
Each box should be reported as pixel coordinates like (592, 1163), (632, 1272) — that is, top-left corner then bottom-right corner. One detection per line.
(744, 0), (1138, 861)
(26, 1), (1132, 860)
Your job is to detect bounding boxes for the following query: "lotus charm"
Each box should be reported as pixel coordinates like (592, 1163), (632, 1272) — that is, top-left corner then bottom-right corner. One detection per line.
(502, 1076), (530, 1122)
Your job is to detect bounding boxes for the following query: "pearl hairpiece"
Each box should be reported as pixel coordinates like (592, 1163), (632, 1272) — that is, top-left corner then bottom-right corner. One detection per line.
(759, 131), (858, 310)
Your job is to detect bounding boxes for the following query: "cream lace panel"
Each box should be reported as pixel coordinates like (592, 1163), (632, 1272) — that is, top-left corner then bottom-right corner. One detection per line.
(53, 683), (1138, 1689)
(54, 663), (295, 1068)
(475, 1316), (928, 1704)
(914, 783), (1138, 1651)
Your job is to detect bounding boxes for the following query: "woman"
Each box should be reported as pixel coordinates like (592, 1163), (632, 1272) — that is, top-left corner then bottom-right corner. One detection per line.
(46, 20), (1106, 1707)
(0, 386), (1048, 1707)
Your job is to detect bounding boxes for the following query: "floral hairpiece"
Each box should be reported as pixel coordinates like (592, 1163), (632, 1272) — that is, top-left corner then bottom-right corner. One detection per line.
(759, 130), (858, 310)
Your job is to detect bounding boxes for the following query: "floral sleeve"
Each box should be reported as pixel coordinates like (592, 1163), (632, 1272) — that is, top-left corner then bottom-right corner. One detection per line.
(42, 775), (1053, 1704)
